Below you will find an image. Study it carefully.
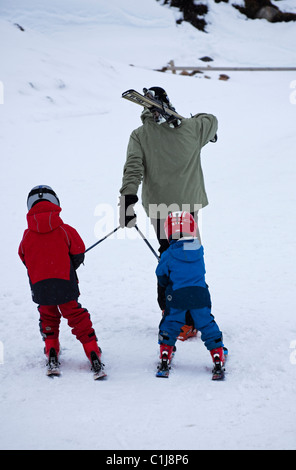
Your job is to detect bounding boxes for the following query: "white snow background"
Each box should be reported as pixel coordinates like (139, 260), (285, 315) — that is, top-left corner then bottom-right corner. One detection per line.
(0, 0), (296, 451)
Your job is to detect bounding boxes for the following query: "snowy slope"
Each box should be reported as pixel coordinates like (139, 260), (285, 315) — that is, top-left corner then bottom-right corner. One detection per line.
(0, 0), (296, 451)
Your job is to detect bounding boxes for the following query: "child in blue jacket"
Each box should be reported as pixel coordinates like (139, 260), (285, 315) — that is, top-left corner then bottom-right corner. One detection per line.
(156, 211), (226, 380)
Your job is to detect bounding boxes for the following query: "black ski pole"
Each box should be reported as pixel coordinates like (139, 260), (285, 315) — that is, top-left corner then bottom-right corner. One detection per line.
(134, 224), (159, 261)
(84, 226), (120, 254)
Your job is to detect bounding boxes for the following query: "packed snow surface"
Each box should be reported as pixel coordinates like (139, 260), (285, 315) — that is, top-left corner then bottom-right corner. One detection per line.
(0, 0), (296, 450)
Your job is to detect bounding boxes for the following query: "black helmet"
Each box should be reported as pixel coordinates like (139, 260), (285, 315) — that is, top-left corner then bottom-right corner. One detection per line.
(27, 185), (60, 210)
(144, 87), (170, 105)
(143, 86), (180, 127)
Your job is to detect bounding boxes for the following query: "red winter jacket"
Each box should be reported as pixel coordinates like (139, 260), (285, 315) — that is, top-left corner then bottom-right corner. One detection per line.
(18, 201), (85, 305)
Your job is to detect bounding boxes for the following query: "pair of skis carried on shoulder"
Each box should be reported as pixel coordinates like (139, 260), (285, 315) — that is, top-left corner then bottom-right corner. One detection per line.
(122, 89), (184, 123)
(122, 89), (217, 142)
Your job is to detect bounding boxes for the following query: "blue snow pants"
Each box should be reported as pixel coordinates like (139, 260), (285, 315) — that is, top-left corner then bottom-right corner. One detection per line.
(158, 306), (223, 351)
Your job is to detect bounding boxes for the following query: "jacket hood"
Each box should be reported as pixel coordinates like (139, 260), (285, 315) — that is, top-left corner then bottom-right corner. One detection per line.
(140, 104), (180, 126)
(169, 239), (203, 263)
(140, 108), (171, 127)
(140, 108), (155, 124)
(27, 201), (63, 234)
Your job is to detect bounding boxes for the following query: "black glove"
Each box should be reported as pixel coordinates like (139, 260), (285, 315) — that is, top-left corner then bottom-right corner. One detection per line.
(70, 253), (85, 270)
(119, 194), (138, 228)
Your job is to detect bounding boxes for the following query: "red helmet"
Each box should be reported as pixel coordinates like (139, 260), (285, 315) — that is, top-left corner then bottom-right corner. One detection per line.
(164, 211), (197, 241)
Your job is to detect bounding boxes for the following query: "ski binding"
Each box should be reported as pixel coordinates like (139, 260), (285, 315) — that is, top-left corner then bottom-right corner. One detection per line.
(211, 352), (226, 381)
(46, 347), (61, 377)
(156, 351), (171, 378)
(90, 351), (107, 380)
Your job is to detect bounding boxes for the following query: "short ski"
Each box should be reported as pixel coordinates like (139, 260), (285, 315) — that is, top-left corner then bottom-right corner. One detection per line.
(155, 367), (170, 379)
(156, 363), (170, 378)
(46, 347), (61, 377)
(156, 350), (172, 378)
(122, 89), (184, 121)
(93, 368), (107, 380)
(90, 351), (107, 380)
(47, 366), (61, 378)
(212, 365), (225, 381)
(211, 349), (227, 381)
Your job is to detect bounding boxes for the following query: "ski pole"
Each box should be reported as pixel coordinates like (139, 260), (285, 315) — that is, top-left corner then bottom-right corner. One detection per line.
(134, 224), (159, 261)
(84, 226), (120, 254)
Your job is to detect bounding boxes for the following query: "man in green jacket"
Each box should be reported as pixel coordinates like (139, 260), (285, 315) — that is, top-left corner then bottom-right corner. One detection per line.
(119, 86), (218, 339)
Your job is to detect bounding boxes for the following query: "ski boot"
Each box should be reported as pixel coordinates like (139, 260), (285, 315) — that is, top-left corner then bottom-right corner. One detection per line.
(45, 339), (60, 377)
(156, 344), (174, 378)
(44, 338), (60, 357)
(210, 347), (225, 381)
(90, 351), (106, 380)
(177, 324), (198, 341)
(46, 347), (60, 377)
(83, 340), (106, 380)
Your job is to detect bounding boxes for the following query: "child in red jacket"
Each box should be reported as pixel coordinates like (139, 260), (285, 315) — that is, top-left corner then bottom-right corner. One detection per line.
(19, 185), (105, 379)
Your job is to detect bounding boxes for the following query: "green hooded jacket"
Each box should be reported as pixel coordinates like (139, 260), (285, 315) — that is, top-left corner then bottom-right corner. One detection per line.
(120, 109), (218, 219)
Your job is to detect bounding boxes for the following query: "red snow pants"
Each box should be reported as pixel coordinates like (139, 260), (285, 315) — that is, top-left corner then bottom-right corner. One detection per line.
(38, 300), (97, 355)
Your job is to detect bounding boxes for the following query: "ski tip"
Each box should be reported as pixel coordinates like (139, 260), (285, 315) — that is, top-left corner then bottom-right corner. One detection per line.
(122, 89), (135, 97)
(212, 369), (225, 381)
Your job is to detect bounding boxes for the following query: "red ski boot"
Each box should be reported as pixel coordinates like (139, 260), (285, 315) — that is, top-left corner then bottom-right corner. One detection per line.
(160, 344), (174, 362)
(210, 347), (225, 381)
(177, 324), (198, 341)
(44, 338), (60, 358)
(83, 340), (106, 380)
(156, 344), (174, 378)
